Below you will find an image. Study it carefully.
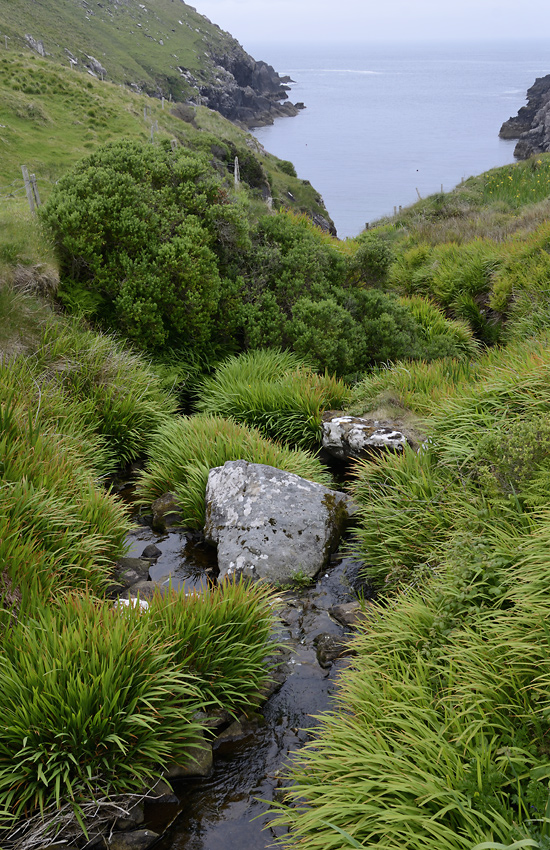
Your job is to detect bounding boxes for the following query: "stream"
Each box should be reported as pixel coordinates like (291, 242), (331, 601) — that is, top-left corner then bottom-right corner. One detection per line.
(117, 468), (369, 850)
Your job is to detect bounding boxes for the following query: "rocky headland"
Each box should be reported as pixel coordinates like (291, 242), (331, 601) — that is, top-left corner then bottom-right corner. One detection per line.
(499, 74), (550, 158)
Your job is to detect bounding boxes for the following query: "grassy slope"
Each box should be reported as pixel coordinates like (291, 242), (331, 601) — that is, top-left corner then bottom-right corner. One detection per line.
(0, 0), (244, 96)
(0, 51), (331, 233)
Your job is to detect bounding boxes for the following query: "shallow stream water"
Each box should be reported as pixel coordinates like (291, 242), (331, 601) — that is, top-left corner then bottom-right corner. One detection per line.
(122, 514), (368, 850)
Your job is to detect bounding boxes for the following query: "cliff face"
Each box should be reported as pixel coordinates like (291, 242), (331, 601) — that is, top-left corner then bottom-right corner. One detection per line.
(186, 46), (303, 127)
(500, 75), (550, 158)
(4, 0), (303, 129)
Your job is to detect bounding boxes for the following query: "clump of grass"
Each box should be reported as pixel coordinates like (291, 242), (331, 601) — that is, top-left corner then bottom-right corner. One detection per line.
(0, 395), (130, 602)
(195, 348), (350, 449)
(135, 413), (332, 528)
(0, 285), (178, 472)
(0, 594), (205, 830)
(148, 579), (278, 714)
(400, 294), (479, 359)
(272, 511), (550, 850)
(349, 357), (480, 417)
(349, 445), (461, 589)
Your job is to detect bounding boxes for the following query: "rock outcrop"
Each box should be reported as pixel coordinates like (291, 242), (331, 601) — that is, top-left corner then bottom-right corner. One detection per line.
(204, 460), (354, 585)
(499, 75), (550, 158)
(197, 49), (300, 127)
(322, 415), (411, 460)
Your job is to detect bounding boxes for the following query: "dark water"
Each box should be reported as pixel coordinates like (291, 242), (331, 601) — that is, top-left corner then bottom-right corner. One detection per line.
(124, 517), (365, 849)
(249, 39), (550, 237)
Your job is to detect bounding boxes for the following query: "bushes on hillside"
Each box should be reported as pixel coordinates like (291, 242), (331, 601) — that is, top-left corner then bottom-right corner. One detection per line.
(41, 140), (249, 353)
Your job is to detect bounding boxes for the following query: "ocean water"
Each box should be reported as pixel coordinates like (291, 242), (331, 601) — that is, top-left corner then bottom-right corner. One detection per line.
(248, 40), (550, 238)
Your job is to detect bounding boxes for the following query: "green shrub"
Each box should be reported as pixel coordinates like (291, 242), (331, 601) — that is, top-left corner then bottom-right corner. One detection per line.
(277, 159), (298, 178)
(0, 595), (205, 827)
(135, 413), (332, 527)
(346, 229), (395, 287)
(40, 140), (249, 353)
(148, 580), (277, 714)
(196, 348), (350, 448)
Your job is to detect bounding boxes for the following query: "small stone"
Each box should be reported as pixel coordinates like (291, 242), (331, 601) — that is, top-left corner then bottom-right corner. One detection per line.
(329, 601), (372, 628)
(141, 544), (161, 560)
(108, 830), (159, 850)
(151, 492), (183, 532)
(115, 801), (145, 831)
(119, 580), (165, 603)
(164, 735), (213, 778)
(313, 632), (353, 668)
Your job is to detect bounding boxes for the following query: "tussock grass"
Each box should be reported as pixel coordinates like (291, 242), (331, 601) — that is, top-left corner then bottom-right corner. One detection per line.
(196, 348), (350, 449)
(0, 396), (130, 603)
(0, 595), (205, 828)
(0, 286), (178, 472)
(148, 579), (278, 714)
(274, 511), (550, 850)
(135, 413), (332, 528)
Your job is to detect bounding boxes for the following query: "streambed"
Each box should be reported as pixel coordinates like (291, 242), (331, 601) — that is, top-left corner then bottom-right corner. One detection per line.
(123, 518), (369, 850)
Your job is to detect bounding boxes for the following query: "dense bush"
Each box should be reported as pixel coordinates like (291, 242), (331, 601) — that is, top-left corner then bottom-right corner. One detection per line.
(135, 413), (331, 527)
(41, 140), (249, 353)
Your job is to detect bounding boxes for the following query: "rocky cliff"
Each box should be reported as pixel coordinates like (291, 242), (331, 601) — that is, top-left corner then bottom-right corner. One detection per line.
(4, 0), (303, 128)
(499, 74), (550, 158)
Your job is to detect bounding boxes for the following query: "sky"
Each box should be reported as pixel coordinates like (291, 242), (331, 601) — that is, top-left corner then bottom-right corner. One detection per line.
(192, 0), (550, 46)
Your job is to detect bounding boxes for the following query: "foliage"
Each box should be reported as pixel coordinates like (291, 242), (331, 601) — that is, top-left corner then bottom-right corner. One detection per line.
(272, 507), (550, 850)
(147, 579), (277, 714)
(349, 445), (461, 589)
(0, 394), (130, 604)
(196, 348), (350, 448)
(0, 595), (205, 827)
(41, 140), (250, 351)
(135, 413), (332, 528)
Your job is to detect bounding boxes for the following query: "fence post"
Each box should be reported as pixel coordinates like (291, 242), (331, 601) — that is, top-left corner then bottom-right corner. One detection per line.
(30, 173), (41, 207)
(234, 156), (240, 187)
(21, 166), (35, 215)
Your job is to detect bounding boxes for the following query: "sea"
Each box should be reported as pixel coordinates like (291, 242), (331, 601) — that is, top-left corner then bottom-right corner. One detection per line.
(247, 39), (550, 238)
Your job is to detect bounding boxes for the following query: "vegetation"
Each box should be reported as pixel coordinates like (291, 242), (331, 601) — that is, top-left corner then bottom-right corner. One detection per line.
(196, 348), (350, 449)
(135, 413), (331, 527)
(7, 28), (550, 848)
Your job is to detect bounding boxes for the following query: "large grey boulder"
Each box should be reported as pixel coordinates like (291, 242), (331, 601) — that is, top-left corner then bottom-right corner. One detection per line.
(322, 415), (410, 460)
(204, 461), (353, 585)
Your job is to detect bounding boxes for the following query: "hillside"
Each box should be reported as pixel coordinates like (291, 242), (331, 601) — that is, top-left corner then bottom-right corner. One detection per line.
(0, 0), (301, 126)
(0, 50), (333, 228)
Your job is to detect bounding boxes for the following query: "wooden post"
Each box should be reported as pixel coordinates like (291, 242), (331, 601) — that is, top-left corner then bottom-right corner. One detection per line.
(393, 206), (397, 216)
(416, 188), (422, 200)
(30, 173), (41, 207)
(234, 156), (240, 187)
(161, 96), (165, 109)
(4, 36), (9, 49)
(21, 166), (35, 215)
(144, 107), (147, 120)
(150, 124), (154, 142)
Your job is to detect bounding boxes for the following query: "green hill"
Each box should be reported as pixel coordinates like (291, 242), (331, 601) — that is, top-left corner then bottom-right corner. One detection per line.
(0, 0), (300, 125)
(0, 50), (333, 227)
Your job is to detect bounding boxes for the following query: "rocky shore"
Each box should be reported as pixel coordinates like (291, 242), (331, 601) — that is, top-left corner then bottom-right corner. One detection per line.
(499, 74), (550, 158)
